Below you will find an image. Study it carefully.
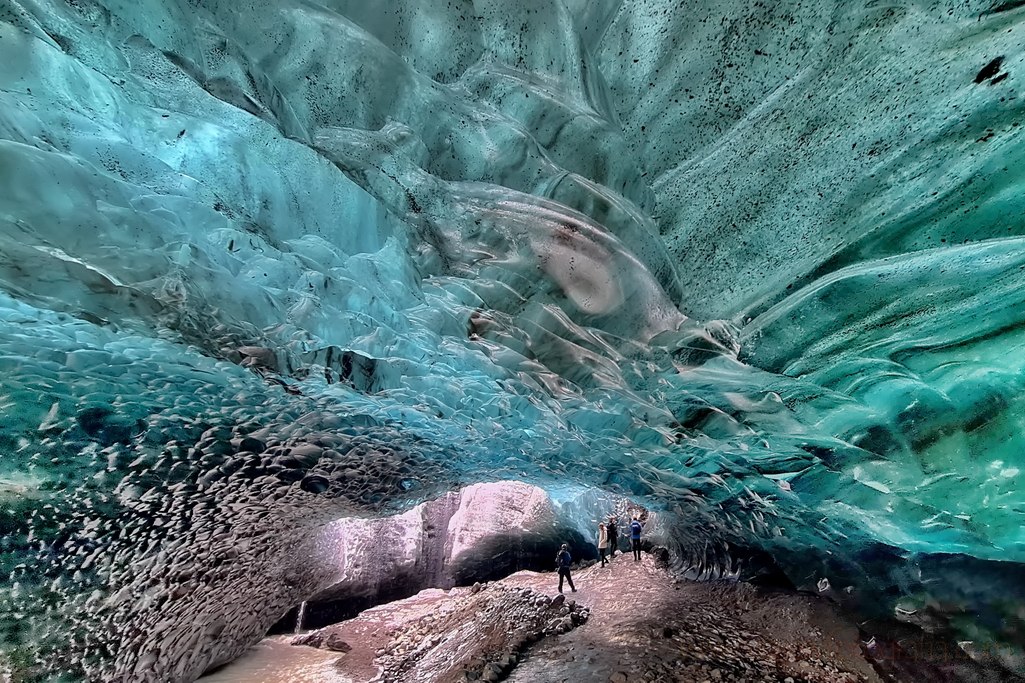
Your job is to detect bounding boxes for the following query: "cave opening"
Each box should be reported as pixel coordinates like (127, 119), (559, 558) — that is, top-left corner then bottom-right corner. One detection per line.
(3, 0), (1025, 681)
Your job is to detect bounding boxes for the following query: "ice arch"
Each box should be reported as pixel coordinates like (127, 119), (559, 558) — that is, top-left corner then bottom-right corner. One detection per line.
(2, 0), (1025, 679)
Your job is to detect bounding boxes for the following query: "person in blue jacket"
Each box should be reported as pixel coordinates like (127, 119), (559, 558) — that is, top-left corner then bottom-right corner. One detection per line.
(630, 516), (644, 561)
(556, 543), (576, 593)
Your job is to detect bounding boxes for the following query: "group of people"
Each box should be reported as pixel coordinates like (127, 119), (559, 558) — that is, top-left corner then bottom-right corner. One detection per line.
(597, 515), (644, 565)
(555, 515), (645, 593)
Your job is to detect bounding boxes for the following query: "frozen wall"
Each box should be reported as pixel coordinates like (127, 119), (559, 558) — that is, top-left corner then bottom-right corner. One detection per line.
(1, 0), (1025, 679)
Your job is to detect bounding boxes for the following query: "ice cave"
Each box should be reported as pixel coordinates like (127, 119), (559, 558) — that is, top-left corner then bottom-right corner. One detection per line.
(2, 0), (1025, 681)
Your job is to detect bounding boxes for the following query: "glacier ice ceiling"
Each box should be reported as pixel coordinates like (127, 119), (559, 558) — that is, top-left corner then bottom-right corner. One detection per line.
(2, 0), (1025, 679)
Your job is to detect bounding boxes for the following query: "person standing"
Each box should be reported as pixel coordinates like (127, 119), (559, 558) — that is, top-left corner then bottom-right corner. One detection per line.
(556, 543), (576, 593)
(630, 516), (644, 561)
(607, 517), (619, 558)
(597, 523), (609, 567)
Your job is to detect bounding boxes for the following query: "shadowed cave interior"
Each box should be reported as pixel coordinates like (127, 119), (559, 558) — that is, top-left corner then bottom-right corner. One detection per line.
(2, 0), (1025, 680)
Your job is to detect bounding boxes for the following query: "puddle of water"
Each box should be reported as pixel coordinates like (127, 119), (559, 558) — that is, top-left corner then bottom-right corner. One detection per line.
(198, 637), (353, 683)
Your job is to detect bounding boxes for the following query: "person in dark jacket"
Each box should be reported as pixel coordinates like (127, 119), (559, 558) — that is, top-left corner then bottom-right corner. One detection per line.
(556, 543), (576, 593)
(630, 516), (644, 561)
(606, 517), (619, 558)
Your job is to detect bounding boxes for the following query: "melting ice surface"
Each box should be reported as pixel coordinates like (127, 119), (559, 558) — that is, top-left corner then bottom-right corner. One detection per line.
(2, 0), (1025, 679)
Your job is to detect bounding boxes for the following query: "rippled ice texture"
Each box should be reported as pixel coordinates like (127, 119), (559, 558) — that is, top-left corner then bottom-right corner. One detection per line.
(2, 0), (1025, 679)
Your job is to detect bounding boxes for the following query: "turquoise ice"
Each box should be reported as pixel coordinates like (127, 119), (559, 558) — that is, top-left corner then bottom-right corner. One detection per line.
(2, 0), (1025, 679)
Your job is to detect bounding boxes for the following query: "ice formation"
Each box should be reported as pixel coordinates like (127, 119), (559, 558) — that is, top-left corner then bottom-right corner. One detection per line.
(1, 0), (1025, 679)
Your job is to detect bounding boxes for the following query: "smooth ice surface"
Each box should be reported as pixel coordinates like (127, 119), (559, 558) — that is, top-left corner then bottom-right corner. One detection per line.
(2, 0), (1025, 679)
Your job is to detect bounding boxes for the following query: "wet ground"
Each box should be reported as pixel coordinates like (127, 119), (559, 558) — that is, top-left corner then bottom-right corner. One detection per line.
(198, 637), (350, 683)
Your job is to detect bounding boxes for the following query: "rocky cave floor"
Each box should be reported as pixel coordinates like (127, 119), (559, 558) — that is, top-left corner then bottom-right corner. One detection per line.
(202, 553), (885, 683)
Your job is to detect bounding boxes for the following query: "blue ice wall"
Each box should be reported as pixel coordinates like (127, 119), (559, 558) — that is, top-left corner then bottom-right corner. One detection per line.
(2, 0), (1025, 679)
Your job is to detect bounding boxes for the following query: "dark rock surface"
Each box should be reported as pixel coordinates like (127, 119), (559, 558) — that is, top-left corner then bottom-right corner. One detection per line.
(290, 630), (352, 653)
(372, 583), (589, 682)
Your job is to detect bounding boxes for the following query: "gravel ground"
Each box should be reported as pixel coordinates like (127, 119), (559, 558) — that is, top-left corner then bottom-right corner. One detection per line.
(203, 553), (883, 683)
(504, 554), (881, 683)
